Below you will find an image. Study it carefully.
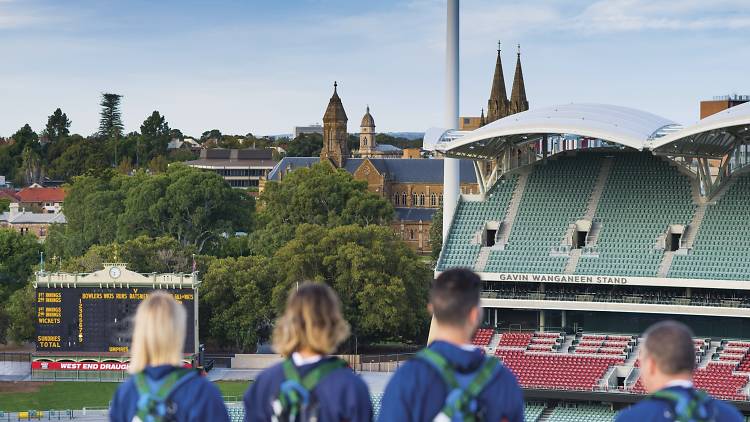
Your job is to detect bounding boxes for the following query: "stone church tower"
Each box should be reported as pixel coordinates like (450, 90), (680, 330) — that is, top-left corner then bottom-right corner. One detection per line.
(509, 45), (529, 115)
(321, 82), (349, 168)
(486, 42), (510, 124)
(359, 106), (376, 156)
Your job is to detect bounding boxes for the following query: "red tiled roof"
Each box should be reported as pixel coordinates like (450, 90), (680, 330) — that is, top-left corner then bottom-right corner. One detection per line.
(0, 189), (20, 201)
(18, 187), (66, 203)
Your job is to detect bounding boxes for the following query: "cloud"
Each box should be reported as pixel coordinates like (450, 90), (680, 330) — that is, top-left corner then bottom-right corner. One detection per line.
(575, 0), (750, 32)
(0, 0), (60, 29)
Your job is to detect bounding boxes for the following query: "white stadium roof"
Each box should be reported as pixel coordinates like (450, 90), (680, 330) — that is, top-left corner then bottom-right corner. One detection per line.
(430, 103), (681, 158)
(651, 101), (750, 158)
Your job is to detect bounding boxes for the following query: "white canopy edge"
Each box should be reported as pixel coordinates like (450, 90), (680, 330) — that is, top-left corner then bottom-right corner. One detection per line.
(438, 103), (678, 154)
(651, 101), (750, 151)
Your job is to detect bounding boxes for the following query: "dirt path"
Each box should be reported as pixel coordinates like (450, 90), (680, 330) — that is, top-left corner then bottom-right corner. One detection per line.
(0, 381), (49, 394)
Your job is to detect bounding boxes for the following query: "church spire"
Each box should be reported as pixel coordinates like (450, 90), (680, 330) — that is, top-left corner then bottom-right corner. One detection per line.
(321, 81), (349, 167)
(480, 108), (486, 126)
(509, 44), (529, 115)
(486, 41), (509, 123)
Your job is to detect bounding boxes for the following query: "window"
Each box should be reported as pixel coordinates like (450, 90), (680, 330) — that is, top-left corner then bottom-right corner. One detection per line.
(410, 229), (415, 240)
(412, 193), (417, 206)
(419, 193), (425, 207)
(363, 139), (368, 146)
(430, 193), (437, 207)
(439, 194), (443, 206)
(393, 193), (399, 206)
(402, 192), (407, 205)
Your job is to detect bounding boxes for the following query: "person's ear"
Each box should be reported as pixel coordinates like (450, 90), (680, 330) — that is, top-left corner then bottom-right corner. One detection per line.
(469, 306), (481, 327)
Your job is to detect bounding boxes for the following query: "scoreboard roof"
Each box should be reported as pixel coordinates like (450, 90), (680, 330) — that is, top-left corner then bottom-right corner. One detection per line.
(35, 263), (200, 289)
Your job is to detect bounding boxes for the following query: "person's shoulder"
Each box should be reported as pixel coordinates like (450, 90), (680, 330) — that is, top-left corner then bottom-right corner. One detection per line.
(113, 374), (138, 400)
(710, 398), (743, 421)
(390, 355), (436, 381)
(490, 360), (521, 389)
(616, 398), (668, 421)
(254, 360), (286, 383)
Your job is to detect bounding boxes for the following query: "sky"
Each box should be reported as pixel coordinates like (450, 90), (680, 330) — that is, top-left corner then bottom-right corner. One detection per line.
(0, 0), (749, 138)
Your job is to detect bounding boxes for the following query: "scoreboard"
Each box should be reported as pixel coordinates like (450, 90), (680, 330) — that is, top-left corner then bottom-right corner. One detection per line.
(36, 287), (195, 354)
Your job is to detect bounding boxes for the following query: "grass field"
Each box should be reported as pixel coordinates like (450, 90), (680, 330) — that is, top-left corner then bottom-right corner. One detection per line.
(0, 380), (250, 412)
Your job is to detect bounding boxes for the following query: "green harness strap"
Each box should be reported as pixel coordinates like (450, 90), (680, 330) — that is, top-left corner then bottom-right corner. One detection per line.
(134, 368), (192, 421)
(418, 349), (500, 420)
(278, 358), (348, 415)
(651, 389), (711, 422)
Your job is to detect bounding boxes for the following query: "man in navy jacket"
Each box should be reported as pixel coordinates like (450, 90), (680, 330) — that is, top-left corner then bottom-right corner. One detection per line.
(616, 321), (742, 421)
(378, 268), (524, 422)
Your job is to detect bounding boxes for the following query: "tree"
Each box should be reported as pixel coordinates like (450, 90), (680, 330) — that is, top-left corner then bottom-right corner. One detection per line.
(21, 146), (43, 185)
(0, 198), (10, 213)
(271, 224), (431, 343)
(251, 163), (393, 255)
(0, 124), (40, 186)
(139, 111), (171, 164)
(200, 255), (276, 351)
(285, 133), (323, 157)
(5, 282), (35, 343)
(430, 206), (443, 260)
(50, 165), (253, 258)
(60, 235), (194, 274)
(0, 229), (41, 288)
(99, 93), (124, 140)
(43, 108), (71, 143)
(47, 136), (107, 181)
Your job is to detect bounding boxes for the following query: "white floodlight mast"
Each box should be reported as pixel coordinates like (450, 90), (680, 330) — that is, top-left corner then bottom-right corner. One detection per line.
(442, 0), (460, 243)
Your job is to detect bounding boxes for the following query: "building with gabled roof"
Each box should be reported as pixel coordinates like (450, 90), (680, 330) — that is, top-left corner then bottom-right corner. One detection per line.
(266, 83), (479, 253)
(1, 202), (66, 239)
(17, 186), (66, 213)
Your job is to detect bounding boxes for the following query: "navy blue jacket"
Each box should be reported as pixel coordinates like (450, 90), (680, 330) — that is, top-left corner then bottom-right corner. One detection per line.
(243, 356), (372, 422)
(616, 386), (743, 422)
(378, 341), (524, 422)
(109, 365), (229, 422)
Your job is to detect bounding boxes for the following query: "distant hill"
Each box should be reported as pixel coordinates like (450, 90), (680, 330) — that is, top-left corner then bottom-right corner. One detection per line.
(386, 132), (424, 141)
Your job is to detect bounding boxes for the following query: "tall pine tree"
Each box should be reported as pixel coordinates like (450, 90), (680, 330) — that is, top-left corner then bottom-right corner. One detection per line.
(98, 93), (124, 140)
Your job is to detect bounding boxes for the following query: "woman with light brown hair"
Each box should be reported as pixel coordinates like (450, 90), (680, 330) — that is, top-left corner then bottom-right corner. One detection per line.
(110, 291), (229, 422)
(243, 282), (372, 422)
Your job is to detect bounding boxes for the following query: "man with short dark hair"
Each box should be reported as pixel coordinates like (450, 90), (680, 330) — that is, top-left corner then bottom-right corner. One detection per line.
(616, 320), (742, 421)
(378, 268), (524, 422)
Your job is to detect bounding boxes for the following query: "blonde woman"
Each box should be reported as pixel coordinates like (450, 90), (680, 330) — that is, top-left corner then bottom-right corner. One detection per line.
(110, 291), (229, 422)
(243, 282), (372, 422)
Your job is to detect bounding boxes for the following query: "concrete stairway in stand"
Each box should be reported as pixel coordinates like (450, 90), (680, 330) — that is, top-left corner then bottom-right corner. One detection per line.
(584, 157), (614, 220)
(474, 247), (493, 272)
(657, 251), (675, 278)
(495, 168), (531, 249)
(564, 249), (582, 274)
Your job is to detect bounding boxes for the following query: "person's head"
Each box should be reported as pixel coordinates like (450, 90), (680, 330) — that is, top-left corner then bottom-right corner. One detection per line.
(639, 320), (696, 392)
(129, 291), (186, 374)
(429, 268), (482, 339)
(272, 282), (350, 357)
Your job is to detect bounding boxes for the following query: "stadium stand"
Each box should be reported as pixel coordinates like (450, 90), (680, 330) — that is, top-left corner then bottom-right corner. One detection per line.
(524, 402), (546, 422)
(669, 172), (750, 280)
(471, 328), (494, 346)
(227, 405), (244, 422)
(576, 152), (695, 277)
(495, 348), (624, 390)
(483, 153), (602, 274)
(437, 176), (517, 270)
(546, 403), (616, 422)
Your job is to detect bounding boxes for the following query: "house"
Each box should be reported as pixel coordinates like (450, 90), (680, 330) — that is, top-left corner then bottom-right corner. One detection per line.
(0, 203), (66, 239)
(17, 185), (66, 213)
